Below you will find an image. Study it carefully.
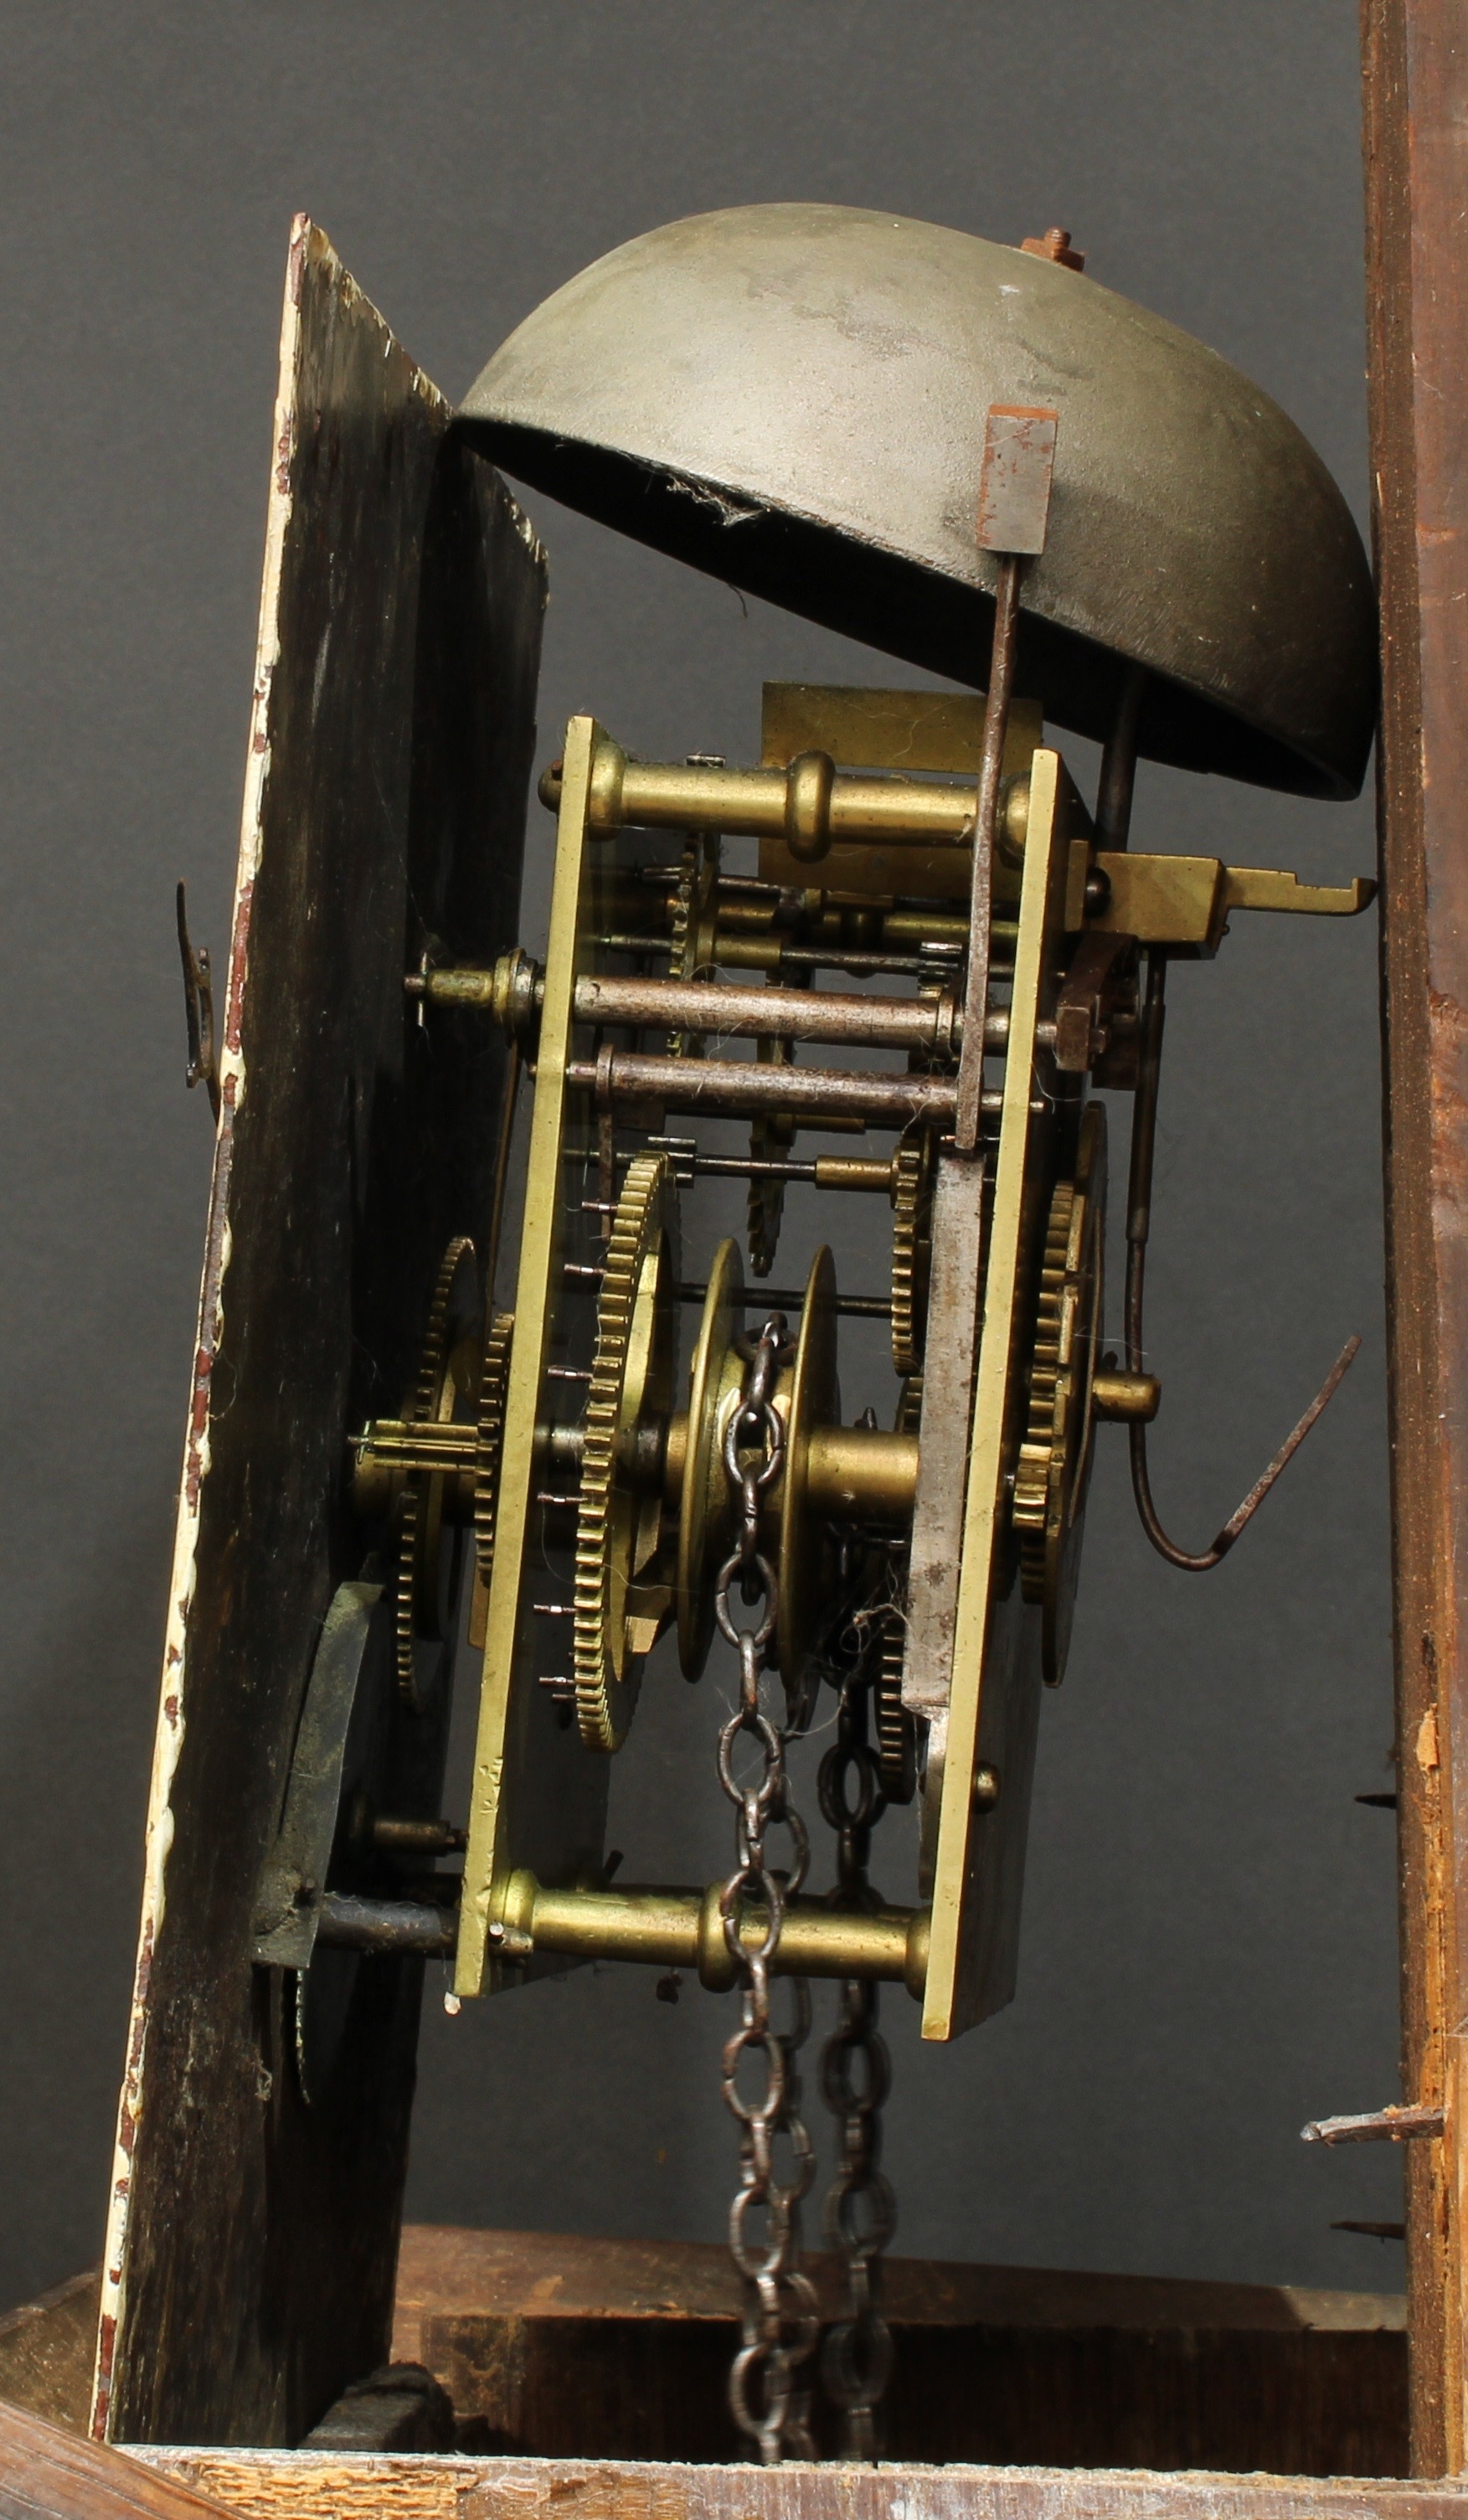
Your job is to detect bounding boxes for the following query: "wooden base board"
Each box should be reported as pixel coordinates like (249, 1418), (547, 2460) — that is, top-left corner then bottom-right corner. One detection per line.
(393, 2226), (1407, 2473)
(3, 2228), (1407, 2476)
(131, 2450), (1468, 2520)
(7, 2394), (1468, 2520)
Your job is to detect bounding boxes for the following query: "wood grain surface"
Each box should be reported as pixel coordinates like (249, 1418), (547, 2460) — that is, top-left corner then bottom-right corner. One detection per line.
(0, 2399), (231, 2520)
(4, 2227), (1409, 2472)
(391, 2228), (1406, 2472)
(136, 2449), (1468, 2520)
(95, 219), (546, 2450)
(390, 2224), (1405, 2339)
(1360, 0), (1468, 2475)
(0, 2282), (106, 2440)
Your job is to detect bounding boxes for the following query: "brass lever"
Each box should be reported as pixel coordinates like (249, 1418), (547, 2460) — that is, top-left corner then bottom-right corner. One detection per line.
(1123, 948), (1359, 1572)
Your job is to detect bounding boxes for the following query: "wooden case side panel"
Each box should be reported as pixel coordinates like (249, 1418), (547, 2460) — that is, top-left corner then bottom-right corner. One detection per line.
(95, 217), (546, 2449)
(1361, 2), (1468, 2475)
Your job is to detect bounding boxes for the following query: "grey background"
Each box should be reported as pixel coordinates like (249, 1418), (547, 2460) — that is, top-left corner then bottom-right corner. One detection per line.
(0, 1), (1399, 2320)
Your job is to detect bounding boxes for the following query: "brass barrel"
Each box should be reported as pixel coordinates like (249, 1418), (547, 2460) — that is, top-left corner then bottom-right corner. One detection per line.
(497, 1870), (929, 1997)
(804, 1425), (919, 1523)
(546, 739), (977, 862)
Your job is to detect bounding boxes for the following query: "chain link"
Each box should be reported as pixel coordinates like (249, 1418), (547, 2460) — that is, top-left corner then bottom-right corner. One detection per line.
(715, 1314), (818, 2465)
(816, 1563), (898, 2461)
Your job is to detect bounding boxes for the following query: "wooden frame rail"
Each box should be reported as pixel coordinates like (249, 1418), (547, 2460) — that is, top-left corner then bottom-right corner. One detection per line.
(1362, 0), (1468, 2476)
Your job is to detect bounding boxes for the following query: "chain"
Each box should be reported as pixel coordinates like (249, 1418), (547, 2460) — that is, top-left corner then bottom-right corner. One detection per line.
(715, 1314), (818, 2465)
(816, 1558), (898, 2461)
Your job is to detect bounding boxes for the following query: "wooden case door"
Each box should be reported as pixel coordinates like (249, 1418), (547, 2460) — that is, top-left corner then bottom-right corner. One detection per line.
(94, 218), (547, 2448)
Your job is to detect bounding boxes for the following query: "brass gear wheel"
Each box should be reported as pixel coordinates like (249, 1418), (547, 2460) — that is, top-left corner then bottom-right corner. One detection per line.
(667, 832), (720, 1054)
(396, 1235), (480, 1709)
(774, 1245), (840, 1698)
(874, 1376), (922, 1805)
(676, 1235), (746, 1679)
(574, 1152), (681, 1750)
(890, 1131), (936, 1378)
(874, 1620), (916, 1805)
(1011, 1103), (1108, 1686)
(473, 1307), (515, 1585)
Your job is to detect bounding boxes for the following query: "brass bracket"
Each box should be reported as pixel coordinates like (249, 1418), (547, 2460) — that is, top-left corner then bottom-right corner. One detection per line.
(175, 880), (220, 1121)
(1084, 850), (1375, 952)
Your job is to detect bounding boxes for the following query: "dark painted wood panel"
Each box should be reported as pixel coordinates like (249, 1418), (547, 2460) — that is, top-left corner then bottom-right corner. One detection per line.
(97, 219), (545, 2450)
(1361, 0), (1468, 2476)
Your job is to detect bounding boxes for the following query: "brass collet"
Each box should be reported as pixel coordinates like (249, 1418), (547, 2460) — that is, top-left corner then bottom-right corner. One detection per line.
(1091, 1369), (1162, 1423)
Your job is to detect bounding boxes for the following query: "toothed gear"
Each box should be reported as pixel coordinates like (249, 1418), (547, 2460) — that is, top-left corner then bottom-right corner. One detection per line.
(890, 1131), (935, 1378)
(1011, 1181), (1077, 1590)
(667, 880), (690, 1044)
(396, 1235), (478, 1708)
(875, 1375), (922, 1803)
(874, 1619), (917, 1806)
(667, 832), (720, 1055)
(574, 1153), (680, 1750)
(1011, 1104), (1108, 1685)
(473, 1308), (515, 1584)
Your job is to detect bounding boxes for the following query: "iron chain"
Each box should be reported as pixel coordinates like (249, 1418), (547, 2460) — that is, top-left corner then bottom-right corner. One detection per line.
(715, 1314), (818, 2465)
(816, 1563), (898, 2460)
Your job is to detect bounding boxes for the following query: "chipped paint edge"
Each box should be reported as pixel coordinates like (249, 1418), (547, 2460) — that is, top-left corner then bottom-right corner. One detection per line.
(89, 214), (546, 2445)
(92, 215), (329, 2441)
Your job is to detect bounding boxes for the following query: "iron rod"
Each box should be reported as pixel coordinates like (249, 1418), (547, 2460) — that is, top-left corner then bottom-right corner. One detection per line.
(574, 969), (960, 1054)
(564, 1050), (970, 1131)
